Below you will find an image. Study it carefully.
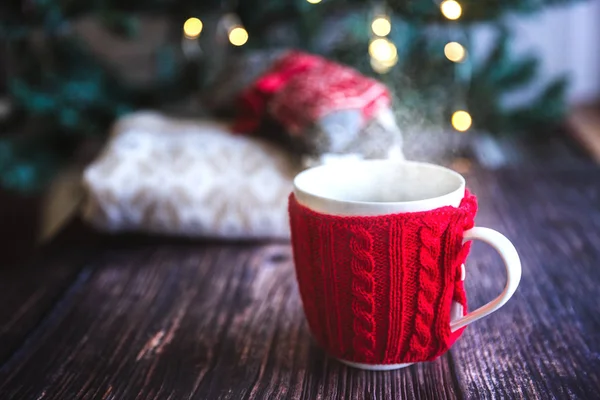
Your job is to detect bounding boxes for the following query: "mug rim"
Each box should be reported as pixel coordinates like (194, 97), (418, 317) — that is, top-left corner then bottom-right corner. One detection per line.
(293, 160), (466, 211)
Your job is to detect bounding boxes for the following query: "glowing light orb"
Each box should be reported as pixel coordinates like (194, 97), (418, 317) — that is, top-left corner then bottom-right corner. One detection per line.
(441, 0), (462, 20)
(183, 17), (203, 39)
(444, 42), (466, 62)
(229, 26), (249, 46)
(371, 17), (392, 37)
(369, 38), (397, 63)
(370, 55), (398, 74)
(452, 110), (472, 132)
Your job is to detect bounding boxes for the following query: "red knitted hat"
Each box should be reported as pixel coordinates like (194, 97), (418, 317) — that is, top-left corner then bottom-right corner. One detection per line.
(289, 191), (477, 365)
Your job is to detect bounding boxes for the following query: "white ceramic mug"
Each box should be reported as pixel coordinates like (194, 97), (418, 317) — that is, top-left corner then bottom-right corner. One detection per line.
(293, 160), (522, 370)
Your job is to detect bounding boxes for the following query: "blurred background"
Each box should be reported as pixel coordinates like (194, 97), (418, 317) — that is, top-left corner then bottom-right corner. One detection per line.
(0, 0), (599, 262)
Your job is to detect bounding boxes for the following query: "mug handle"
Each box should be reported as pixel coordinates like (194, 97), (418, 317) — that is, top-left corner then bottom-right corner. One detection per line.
(450, 227), (522, 332)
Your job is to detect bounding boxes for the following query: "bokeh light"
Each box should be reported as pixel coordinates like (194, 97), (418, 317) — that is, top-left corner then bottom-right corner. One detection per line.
(370, 55), (398, 74)
(452, 110), (472, 132)
(229, 26), (249, 46)
(369, 38), (397, 63)
(371, 17), (392, 37)
(441, 0), (462, 20)
(444, 42), (466, 62)
(183, 17), (203, 39)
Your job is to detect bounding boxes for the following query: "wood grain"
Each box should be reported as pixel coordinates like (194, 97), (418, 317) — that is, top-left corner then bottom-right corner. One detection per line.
(0, 220), (98, 364)
(0, 242), (460, 399)
(0, 167), (599, 399)
(452, 168), (600, 399)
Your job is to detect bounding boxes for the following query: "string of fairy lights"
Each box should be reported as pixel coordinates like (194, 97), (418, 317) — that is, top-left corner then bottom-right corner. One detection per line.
(438, 0), (472, 132)
(182, 13), (248, 46)
(182, 0), (472, 132)
(366, 0), (472, 132)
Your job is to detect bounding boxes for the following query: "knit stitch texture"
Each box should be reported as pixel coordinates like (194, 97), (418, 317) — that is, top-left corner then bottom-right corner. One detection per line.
(289, 191), (477, 365)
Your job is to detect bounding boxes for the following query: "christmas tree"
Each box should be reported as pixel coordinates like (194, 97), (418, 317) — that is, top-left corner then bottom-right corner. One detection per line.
(0, 0), (575, 191)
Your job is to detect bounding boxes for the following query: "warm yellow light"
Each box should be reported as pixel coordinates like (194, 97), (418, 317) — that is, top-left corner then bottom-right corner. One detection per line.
(371, 60), (391, 74)
(378, 54), (399, 68)
(444, 42), (466, 62)
(452, 110), (472, 132)
(306, 0), (322, 3)
(369, 38), (397, 62)
(229, 26), (249, 46)
(440, 0), (462, 20)
(371, 17), (391, 37)
(370, 55), (398, 74)
(183, 17), (203, 39)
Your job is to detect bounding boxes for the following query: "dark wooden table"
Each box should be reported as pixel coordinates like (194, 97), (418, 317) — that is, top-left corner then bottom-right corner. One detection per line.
(0, 166), (599, 399)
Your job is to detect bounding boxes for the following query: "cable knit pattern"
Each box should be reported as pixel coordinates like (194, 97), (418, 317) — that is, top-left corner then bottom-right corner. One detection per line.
(385, 219), (403, 362)
(349, 225), (377, 360)
(407, 219), (449, 358)
(288, 191), (478, 365)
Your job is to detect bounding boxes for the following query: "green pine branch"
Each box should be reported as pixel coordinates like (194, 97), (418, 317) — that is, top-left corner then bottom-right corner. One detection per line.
(468, 28), (569, 134)
(0, 0), (582, 192)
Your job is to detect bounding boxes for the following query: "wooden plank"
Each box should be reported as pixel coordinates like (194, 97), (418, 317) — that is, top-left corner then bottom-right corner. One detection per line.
(2, 167), (599, 398)
(0, 241), (461, 400)
(451, 168), (600, 399)
(0, 220), (98, 364)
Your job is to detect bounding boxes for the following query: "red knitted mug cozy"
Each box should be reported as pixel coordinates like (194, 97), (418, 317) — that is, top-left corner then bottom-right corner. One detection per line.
(289, 191), (478, 365)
